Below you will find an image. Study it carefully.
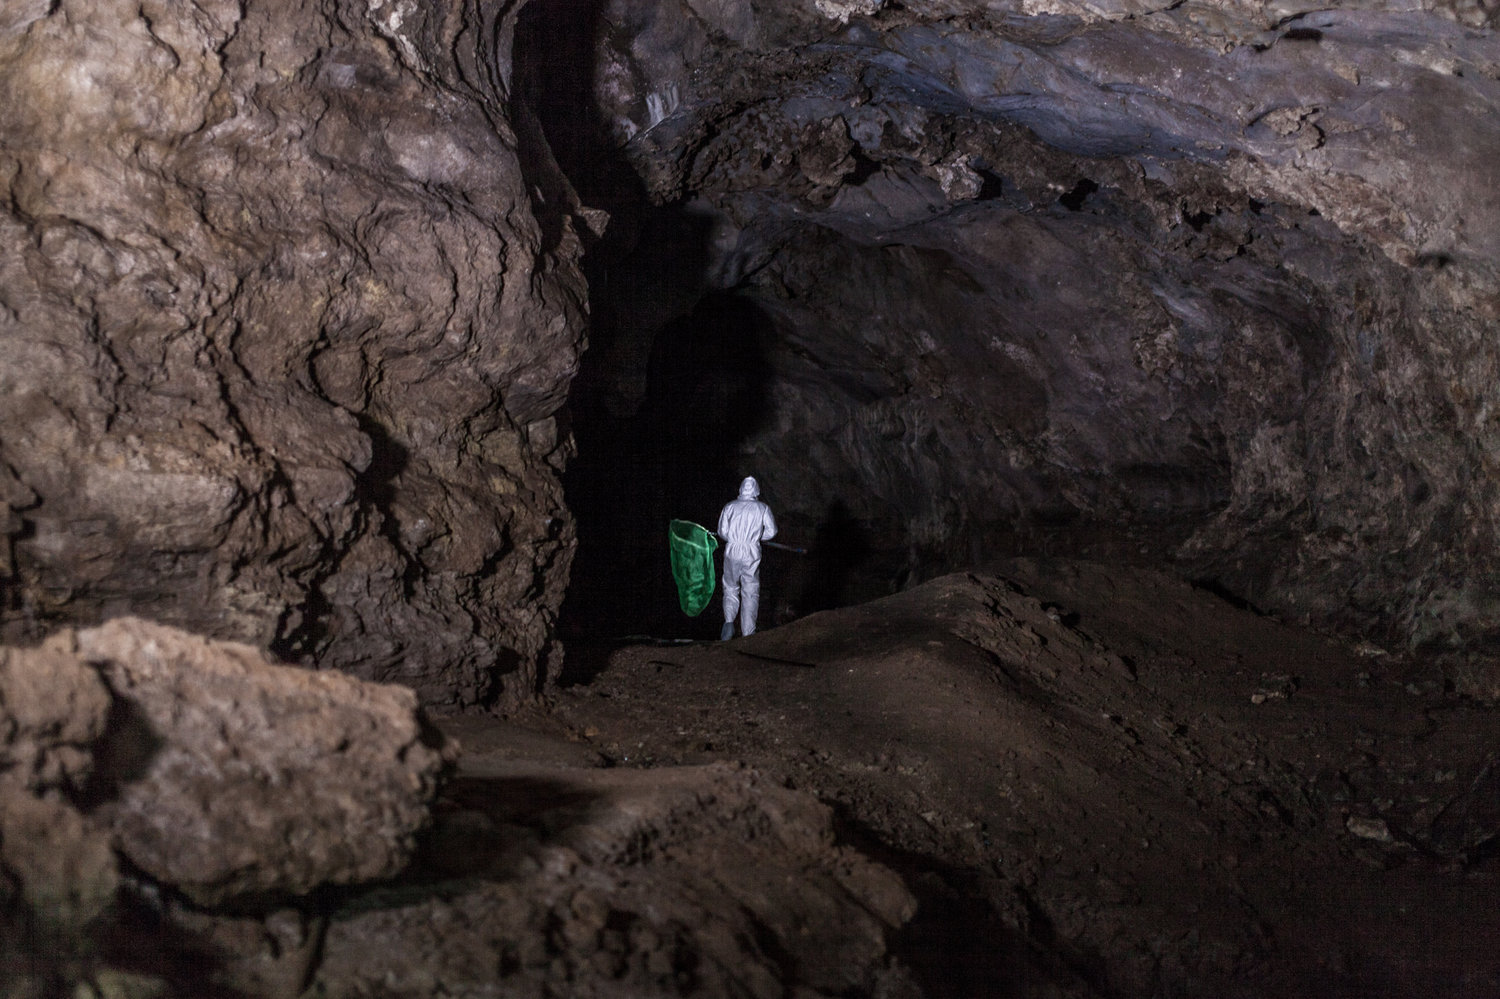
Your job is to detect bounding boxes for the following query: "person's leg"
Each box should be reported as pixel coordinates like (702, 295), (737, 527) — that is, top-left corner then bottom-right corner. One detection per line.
(721, 557), (742, 640)
(740, 571), (760, 636)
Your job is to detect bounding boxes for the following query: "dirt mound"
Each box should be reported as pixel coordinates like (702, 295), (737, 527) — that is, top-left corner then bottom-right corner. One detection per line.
(553, 561), (1500, 998)
(302, 761), (917, 998)
(175, 735), (922, 997)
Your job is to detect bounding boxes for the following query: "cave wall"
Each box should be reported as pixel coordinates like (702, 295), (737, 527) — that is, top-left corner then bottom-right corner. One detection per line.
(0, 0), (593, 707)
(559, 0), (1500, 649)
(4, 0), (1499, 699)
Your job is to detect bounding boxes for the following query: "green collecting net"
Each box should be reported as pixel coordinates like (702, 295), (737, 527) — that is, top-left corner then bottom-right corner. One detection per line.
(668, 519), (719, 617)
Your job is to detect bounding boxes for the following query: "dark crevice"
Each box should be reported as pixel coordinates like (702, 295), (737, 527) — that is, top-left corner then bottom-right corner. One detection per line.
(794, 500), (873, 616)
(846, 146), (882, 186)
(1190, 577), (1269, 616)
(517, 0), (787, 652)
(975, 167), (1008, 201)
(1184, 206), (1215, 230)
(560, 291), (779, 652)
(269, 580), (335, 662)
(269, 415), (410, 662)
(77, 694), (163, 810)
(1058, 177), (1099, 211)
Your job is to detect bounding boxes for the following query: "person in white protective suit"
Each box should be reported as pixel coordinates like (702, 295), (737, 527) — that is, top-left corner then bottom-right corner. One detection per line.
(717, 476), (778, 640)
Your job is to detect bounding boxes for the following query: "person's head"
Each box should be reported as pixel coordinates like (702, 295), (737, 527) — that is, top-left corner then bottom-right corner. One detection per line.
(738, 476), (760, 500)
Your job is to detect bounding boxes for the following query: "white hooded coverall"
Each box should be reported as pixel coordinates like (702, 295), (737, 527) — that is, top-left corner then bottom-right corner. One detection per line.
(717, 476), (777, 637)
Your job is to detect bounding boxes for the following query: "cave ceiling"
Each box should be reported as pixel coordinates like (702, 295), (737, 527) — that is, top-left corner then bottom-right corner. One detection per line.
(539, 0), (1500, 648)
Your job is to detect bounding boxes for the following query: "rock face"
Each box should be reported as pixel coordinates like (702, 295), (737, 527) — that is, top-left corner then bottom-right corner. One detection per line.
(81, 617), (454, 907)
(541, 0), (1500, 654)
(0, 0), (593, 708)
(0, 617), (453, 994)
(0, 635), (119, 939)
(5, 0), (1499, 692)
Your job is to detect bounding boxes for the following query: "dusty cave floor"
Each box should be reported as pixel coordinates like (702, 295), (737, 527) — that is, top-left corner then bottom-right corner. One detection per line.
(430, 558), (1500, 999)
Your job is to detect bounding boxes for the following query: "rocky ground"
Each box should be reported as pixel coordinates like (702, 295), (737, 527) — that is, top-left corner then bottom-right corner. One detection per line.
(7, 560), (1500, 998)
(442, 558), (1500, 998)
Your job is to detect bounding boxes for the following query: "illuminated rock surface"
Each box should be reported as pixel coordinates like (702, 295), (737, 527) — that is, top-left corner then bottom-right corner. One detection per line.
(0, 618), (451, 994)
(4, 0), (1500, 995)
(0, 0), (590, 708)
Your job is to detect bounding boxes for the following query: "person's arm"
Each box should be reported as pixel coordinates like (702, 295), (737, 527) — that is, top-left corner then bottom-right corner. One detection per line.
(762, 506), (778, 541)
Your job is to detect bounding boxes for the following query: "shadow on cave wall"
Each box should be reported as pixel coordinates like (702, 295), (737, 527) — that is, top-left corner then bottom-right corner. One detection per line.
(794, 500), (873, 617)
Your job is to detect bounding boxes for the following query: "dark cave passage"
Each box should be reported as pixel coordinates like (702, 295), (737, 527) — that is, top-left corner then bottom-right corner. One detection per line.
(517, 0), (912, 655)
(560, 291), (784, 650)
(513, 0), (1500, 678)
(516, 0), (1269, 661)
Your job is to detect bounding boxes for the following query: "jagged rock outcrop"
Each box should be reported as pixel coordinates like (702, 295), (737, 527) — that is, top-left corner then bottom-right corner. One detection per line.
(0, 634), (119, 939)
(545, 0), (1500, 656)
(0, 0), (593, 708)
(0, 617), (454, 996)
(80, 617), (454, 907)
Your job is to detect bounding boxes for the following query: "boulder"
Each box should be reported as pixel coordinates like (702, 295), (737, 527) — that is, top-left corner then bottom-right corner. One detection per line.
(79, 617), (455, 907)
(2, 617), (455, 927)
(0, 636), (119, 933)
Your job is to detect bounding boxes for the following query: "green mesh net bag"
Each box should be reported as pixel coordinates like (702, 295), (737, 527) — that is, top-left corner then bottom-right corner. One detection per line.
(668, 519), (719, 617)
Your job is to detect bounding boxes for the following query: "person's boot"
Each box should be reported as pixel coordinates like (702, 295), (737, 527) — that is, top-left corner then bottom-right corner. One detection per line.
(720, 621), (735, 641)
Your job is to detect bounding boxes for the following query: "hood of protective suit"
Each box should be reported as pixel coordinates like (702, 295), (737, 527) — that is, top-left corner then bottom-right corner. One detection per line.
(738, 476), (760, 500)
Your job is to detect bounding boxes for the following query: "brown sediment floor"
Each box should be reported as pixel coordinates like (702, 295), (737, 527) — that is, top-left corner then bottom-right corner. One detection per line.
(417, 558), (1500, 998)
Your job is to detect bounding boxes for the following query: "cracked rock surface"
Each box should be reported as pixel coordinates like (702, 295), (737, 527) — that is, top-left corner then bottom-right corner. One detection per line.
(0, 0), (592, 708)
(0, 617), (452, 996)
(545, 0), (1500, 664)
